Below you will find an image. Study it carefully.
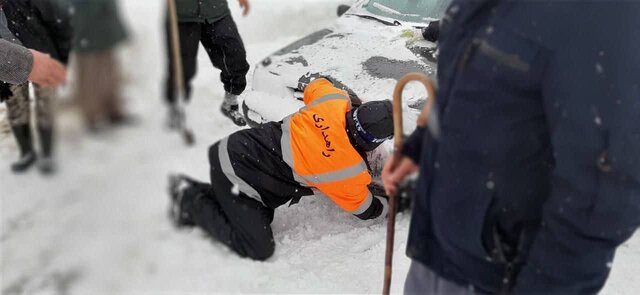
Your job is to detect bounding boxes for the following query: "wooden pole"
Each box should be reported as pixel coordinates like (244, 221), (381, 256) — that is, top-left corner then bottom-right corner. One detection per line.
(167, 0), (194, 145)
(167, 0), (184, 97)
(383, 72), (436, 295)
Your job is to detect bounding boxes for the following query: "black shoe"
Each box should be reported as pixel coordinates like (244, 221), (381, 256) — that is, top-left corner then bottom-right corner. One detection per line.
(109, 113), (137, 127)
(11, 151), (37, 173)
(10, 124), (37, 172)
(220, 103), (247, 127)
(168, 174), (198, 228)
(38, 156), (56, 175)
(166, 105), (184, 130)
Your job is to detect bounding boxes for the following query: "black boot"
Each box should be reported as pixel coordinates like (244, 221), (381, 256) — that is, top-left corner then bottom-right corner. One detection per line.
(10, 124), (36, 173)
(37, 126), (56, 175)
(168, 174), (211, 228)
(166, 104), (184, 130)
(108, 112), (137, 127)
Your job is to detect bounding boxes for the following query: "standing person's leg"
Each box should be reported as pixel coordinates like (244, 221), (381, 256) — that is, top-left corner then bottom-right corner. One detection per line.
(5, 83), (36, 172)
(76, 52), (105, 130)
(99, 49), (129, 125)
(165, 21), (201, 128)
(33, 85), (57, 174)
(170, 168), (275, 260)
(205, 140), (275, 260)
(200, 15), (250, 126)
(203, 15), (250, 96)
(170, 137), (276, 260)
(77, 49), (130, 129)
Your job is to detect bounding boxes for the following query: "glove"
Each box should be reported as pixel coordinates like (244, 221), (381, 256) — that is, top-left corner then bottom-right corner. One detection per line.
(400, 28), (424, 46)
(369, 180), (415, 213)
(400, 28), (418, 38)
(396, 179), (416, 213)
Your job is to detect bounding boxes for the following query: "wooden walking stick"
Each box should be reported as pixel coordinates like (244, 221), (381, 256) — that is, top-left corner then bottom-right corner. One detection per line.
(167, 0), (195, 145)
(383, 72), (436, 295)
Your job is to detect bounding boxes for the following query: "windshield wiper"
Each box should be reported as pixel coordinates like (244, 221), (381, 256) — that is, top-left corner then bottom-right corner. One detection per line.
(348, 13), (401, 26)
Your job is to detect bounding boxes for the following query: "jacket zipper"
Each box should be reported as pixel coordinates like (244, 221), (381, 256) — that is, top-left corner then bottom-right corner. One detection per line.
(492, 224), (517, 294)
(499, 262), (515, 295)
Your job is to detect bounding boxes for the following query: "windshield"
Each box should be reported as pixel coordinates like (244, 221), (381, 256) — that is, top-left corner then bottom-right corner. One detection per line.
(362, 0), (450, 23)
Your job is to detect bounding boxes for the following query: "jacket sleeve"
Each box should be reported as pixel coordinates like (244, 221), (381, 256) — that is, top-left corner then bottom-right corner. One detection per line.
(402, 127), (427, 164)
(0, 39), (33, 84)
(353, 193), (389, 220)
(315, 174), (388, 220)
(513, 15), (640, 293)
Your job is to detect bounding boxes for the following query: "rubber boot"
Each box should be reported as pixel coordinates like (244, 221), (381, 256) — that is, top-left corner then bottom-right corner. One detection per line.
(168, 174), (209, 228)
(10, 124), (36, 173)
(37, 126), (56, 175)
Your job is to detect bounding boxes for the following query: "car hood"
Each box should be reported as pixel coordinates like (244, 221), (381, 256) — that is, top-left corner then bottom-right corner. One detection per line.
(251, 15), (437, 105)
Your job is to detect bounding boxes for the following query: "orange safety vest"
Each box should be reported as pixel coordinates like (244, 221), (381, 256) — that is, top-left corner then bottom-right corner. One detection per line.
(281, 79), (373, 214)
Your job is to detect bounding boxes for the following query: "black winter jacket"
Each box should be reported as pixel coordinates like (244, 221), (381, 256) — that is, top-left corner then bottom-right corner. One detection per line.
(404, 0), (640, 293)
(2, 0), (72, 64)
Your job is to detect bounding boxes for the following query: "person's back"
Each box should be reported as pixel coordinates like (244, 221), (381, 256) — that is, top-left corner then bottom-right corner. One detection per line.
(392, 0), (640, 293)
(284, 78), (384, 213)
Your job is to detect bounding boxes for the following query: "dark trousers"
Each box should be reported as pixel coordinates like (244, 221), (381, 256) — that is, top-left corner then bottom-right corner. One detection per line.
(404, 261), (476, 295)
(165, 15), (250, 104)
(182, 141), (275, 261)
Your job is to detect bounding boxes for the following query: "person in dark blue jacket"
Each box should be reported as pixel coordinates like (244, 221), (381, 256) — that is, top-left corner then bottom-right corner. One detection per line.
(382, 0), (640, 293)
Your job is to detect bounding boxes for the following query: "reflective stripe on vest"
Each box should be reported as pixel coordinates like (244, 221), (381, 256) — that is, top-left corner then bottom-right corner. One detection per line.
(305, 160), (368, 184)
(218, 137), (265, 205)
(281, 115), (309, 185)
(300, 93), (350, 111)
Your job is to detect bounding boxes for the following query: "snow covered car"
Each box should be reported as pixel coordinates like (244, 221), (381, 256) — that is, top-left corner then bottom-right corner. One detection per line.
(241, 0), (450, 132)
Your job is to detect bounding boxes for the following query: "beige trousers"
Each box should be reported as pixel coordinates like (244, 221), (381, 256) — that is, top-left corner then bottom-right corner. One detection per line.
(75, 49), (123, 126)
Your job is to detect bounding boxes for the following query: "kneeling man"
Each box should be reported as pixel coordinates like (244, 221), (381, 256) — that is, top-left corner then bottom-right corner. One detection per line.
(169, 78), (394, 260)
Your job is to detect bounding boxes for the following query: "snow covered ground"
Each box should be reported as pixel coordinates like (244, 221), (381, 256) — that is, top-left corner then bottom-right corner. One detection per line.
(0, 1), (638, 294)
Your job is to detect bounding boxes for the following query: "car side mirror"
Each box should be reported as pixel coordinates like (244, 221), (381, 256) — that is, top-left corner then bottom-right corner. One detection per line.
(337, 5), (350, 17)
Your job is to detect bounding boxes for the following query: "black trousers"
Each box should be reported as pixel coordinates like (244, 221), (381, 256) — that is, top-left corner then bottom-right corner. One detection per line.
(182, 141), (275, 261)
(165, 15), (250, 104)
